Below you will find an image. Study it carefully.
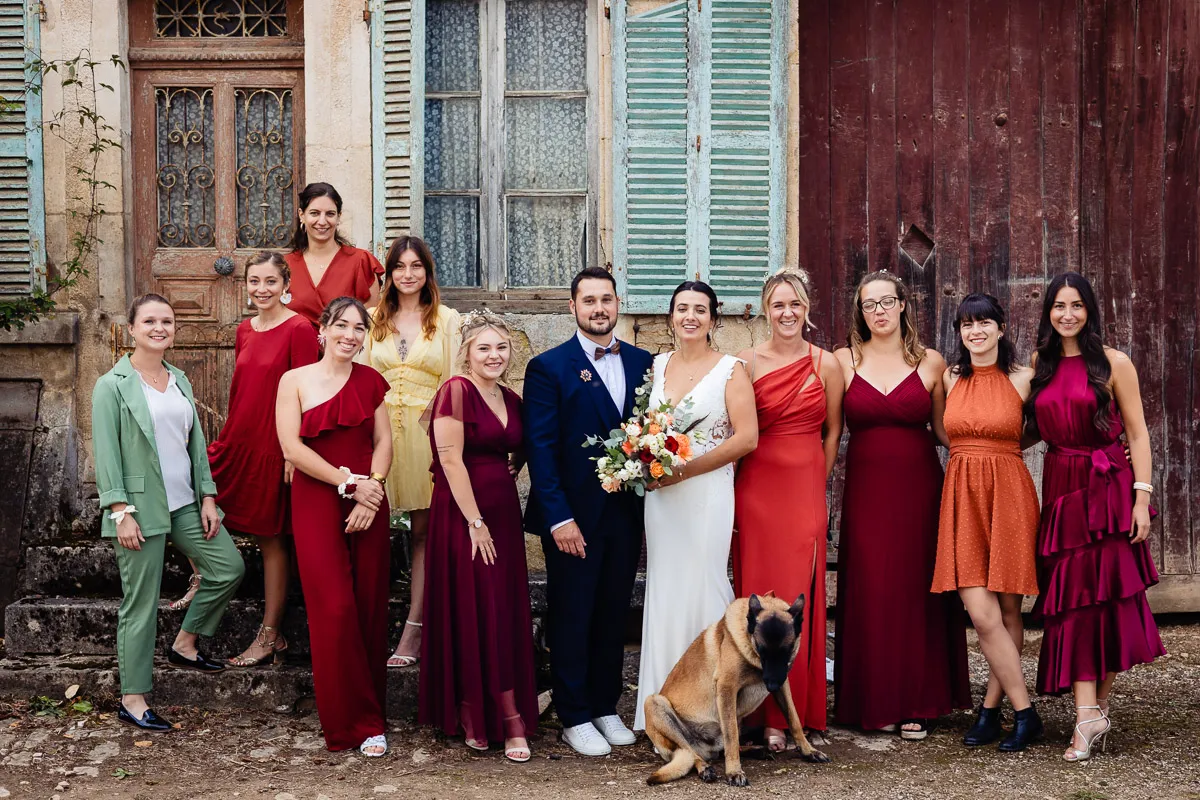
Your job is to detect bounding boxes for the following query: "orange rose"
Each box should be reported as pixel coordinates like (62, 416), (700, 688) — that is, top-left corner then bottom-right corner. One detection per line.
(649, 461), (665, 479)
(647, 422), (662, 435)
(675, 434), (692, 460)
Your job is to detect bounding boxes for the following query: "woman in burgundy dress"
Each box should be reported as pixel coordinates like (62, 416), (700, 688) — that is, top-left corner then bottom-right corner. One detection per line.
(276, 297), (393, 755)
(1026, 272), (1164, 762)
(833, 271), (971, 739)
(284, 183), (384, 326)
(419, 312), (537, 763)
(208, 252), (318, 667)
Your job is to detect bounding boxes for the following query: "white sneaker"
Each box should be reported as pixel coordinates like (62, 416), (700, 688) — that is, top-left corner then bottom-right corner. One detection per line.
(562, 722), (612, 756)
(591, 715), (637, 746)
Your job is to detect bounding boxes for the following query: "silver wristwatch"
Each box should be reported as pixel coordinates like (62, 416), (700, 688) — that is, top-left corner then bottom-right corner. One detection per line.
(470, 517), (484, 529)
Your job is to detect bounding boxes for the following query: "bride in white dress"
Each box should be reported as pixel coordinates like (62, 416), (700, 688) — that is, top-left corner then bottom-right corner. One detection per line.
(634, 281), (760, 731)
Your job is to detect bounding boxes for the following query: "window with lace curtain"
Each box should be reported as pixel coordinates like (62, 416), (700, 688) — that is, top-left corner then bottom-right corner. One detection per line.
(423, 0), (595, 290)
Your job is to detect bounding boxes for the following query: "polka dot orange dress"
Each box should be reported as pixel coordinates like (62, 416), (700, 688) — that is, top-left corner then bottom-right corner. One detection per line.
(931, 365), (1040, 595)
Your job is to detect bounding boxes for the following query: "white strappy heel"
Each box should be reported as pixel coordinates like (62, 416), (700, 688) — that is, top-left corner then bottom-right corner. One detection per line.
(360, 734), (388, 757)
(1063, 705), (1110, 762)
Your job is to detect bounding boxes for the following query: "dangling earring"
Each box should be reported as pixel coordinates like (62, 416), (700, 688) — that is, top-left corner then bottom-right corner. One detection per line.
(280, 291), (292, 305)
(317, 333), (326, 348)
(247, 295), (254, 308)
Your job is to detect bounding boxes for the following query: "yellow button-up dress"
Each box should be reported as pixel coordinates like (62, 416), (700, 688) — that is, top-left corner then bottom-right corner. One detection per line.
(364, 304), (462, 511)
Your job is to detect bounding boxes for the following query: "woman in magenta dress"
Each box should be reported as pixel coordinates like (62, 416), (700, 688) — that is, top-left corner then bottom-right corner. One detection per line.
(419, 312), (537, 763)
(833, 271), (971, 739)
(208, 252), (318, 667)
(1026, 272), (1164, 763)
(734, 270), (842, 749)
(276, 297), (393, 755)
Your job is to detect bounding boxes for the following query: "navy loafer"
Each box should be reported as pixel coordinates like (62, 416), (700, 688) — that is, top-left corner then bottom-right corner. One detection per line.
(118, 704), (173, 732)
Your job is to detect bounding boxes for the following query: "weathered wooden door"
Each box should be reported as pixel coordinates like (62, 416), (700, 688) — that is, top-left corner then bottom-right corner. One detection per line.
(129, 0), (305, 438)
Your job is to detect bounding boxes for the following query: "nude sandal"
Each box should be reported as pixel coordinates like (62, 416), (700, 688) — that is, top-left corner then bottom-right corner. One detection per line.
(386, 620), (422, 668)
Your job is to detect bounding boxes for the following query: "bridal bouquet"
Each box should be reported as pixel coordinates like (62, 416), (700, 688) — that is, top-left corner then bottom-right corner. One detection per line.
(583, 369), (705, 496)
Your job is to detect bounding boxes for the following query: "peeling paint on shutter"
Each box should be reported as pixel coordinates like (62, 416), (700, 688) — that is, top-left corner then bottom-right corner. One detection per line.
(0, 0), (44, 298)
(371, 0), (418, 257)
(613, 0), (785, 314)
(612, 0), (689, 314)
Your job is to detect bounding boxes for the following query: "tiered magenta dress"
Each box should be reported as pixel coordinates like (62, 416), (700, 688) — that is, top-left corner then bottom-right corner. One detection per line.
(419, 377), (538, 744)
(1033, 356), (1165, 694)
(834, 370), (971, 729)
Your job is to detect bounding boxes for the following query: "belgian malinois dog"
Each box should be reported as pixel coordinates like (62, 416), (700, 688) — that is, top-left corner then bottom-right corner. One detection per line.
(643, 592), (830, 786)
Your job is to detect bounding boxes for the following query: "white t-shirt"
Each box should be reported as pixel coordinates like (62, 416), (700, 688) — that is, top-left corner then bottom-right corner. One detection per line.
(138, 371), (195, 512)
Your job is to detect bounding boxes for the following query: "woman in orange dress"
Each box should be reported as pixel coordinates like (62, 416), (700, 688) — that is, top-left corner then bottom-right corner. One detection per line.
(284, 182), (383, 326)
(733, 269), (843, 749)
(933, 292), (1042, 752)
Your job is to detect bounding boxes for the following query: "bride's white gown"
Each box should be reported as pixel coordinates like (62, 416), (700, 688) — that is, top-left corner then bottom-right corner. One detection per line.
(633, 352), (739, 730)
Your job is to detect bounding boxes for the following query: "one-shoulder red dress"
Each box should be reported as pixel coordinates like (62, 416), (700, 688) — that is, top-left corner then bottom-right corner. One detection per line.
(733, 350), (828, 732)
(291, 363), (391, 751)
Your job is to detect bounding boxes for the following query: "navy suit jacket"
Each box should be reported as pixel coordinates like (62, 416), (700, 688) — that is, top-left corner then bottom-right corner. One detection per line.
(523, 336), (654, 539)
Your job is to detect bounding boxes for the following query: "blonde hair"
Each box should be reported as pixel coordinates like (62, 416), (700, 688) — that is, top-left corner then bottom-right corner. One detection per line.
(457, 310), (514, 380)
(760, 267), (814, 329)
(847, 270), (926, 367)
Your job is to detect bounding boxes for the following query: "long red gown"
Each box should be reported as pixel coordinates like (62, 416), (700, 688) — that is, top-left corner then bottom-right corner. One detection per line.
(834, 370), (971, 728)
(1033, 355), (1164, 694)
(733, 351), (828, 732)
(419, 377), (538, 744)
(291, 363), (392, 751)
(208, 314), (318, 535)
(285, 245), (384, 326)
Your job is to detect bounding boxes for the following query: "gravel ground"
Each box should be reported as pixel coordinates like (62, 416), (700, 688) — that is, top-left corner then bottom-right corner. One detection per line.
(1, 622), (1198, 800)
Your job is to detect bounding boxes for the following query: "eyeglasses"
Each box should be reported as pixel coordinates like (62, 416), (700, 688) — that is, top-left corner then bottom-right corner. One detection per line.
(861, 296), (899, 314)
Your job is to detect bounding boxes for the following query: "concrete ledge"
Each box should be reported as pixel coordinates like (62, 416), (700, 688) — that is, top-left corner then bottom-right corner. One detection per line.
(0, 313), (79, 346)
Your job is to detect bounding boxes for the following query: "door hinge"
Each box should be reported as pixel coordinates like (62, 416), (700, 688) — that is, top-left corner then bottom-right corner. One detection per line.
(362, 0), (371, 23)
(34, 2), (47, 21)
(604, 1), (611, 19)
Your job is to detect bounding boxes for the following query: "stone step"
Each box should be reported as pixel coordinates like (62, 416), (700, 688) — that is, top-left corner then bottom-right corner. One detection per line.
(0, 649), (643, 718)
(4, 576), (648, 658)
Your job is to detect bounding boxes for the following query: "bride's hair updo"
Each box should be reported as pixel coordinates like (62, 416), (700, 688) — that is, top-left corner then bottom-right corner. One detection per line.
(667, 280), (721, 342)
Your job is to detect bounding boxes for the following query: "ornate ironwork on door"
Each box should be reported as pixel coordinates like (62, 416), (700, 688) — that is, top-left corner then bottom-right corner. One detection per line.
(156, 87), (216, 248)
(235, 88), (295, 247)
(155, 0), (288, 38)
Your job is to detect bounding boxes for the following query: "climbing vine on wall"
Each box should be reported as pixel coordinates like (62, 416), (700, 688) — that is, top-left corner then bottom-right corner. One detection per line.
(0, 52), (124, 331)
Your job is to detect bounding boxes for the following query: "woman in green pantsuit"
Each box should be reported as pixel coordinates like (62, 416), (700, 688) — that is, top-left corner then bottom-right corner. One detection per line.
(92, 294), (245, 732)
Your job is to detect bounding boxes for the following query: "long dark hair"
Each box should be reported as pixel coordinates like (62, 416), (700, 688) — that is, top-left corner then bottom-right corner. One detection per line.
(950, 293), (1017, 378)
(288, 182), (352, 252)
(1025, 271), (1112, 436)
(668, 280), (721, 342)
(372, 235), (442, 343)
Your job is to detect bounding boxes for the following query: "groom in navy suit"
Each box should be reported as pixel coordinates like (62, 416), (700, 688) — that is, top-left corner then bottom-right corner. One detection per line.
(523, 267), (653, 756)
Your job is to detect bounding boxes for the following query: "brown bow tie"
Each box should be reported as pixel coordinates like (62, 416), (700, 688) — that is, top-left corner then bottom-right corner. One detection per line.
(594, 340), (621, 360)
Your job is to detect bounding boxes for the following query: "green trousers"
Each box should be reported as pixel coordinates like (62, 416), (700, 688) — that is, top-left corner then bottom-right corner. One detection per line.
(112, 505), (245, 694)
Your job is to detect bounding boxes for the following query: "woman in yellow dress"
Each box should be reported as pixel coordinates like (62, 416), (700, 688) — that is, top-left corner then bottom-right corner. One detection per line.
(366, 235), (461, 668)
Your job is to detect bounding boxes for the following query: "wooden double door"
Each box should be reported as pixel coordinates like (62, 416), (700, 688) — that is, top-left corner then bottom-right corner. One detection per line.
(129, 0), (305, 438)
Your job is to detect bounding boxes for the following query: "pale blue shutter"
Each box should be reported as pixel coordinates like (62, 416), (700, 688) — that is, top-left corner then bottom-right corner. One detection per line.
(0, 0), (45, 297)
(612, 0), (785, 314)
(371, 0), (417, 258)
(611, 0), (689, 314)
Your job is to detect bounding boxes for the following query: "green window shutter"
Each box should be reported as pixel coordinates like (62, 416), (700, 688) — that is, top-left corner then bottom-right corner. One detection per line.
(612, 0), (689, 314)
(0, 0), (44, 298)
(612, 0), (785, 315)
(371, 0), (419, 258)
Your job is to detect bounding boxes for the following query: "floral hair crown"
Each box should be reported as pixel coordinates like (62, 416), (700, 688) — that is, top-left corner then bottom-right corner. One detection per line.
(459, 308), (508, 337)
(771, 265), (811, 287)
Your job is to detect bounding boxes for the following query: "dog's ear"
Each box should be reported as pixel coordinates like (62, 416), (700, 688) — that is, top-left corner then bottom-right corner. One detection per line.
(788, 594), (805, 636)
(747, 594), (763, 634)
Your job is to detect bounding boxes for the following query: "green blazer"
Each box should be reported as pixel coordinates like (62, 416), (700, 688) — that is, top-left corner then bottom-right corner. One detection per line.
(92, 354), (218, 538)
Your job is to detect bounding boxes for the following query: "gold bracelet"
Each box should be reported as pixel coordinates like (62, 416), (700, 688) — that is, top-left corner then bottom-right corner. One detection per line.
(370, 472), (386, 484)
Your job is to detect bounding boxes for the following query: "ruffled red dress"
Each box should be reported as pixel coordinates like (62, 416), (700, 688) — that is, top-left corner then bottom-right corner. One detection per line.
(208, 315), (318, 535)
(285, 245), (384, 326)
(1033, 356), (1165, 694)
(291, 363), (392, 750)
(418, 376), (538, 744)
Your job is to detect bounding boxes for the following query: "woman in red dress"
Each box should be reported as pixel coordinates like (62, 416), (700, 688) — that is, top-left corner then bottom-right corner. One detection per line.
(276, 297), (393, 755)
(418, 312), (537, 763)
(733, 269), (843, 749)
(284, 182), (383, 325)
(1026, 272), (1163, 762)
(208, 252), (318, 667)
(833, 271), (970, 739)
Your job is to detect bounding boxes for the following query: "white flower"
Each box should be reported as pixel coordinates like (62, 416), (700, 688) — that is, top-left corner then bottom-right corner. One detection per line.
(626, 422), (642, 437)
(597, 457), (610, 471)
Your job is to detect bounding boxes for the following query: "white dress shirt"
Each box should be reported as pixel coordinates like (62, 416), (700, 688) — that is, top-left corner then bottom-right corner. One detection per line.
(552, 331), (628, 533)
(138, 371), (195, 512)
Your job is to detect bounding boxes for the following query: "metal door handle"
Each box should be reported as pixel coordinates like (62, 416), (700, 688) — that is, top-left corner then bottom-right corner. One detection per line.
(213, 256), (235, 276)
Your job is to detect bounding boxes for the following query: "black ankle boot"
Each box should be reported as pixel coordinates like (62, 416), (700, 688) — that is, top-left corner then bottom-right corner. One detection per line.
(963, 705), (1003, 746)
(998, 705), (1044, 752)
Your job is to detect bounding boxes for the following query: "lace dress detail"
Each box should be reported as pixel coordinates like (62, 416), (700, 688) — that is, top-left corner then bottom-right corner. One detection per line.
(634, 352), (742, 730)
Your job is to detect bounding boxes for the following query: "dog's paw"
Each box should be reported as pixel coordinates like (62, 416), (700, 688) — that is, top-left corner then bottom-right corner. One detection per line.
(800, 748), (831, 764)
(725, 771), (750, 787)
(698, 766), (718, 783)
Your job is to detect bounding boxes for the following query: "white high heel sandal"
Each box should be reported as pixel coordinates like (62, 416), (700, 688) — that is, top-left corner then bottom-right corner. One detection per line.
(1063, 705), (1110, 762)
